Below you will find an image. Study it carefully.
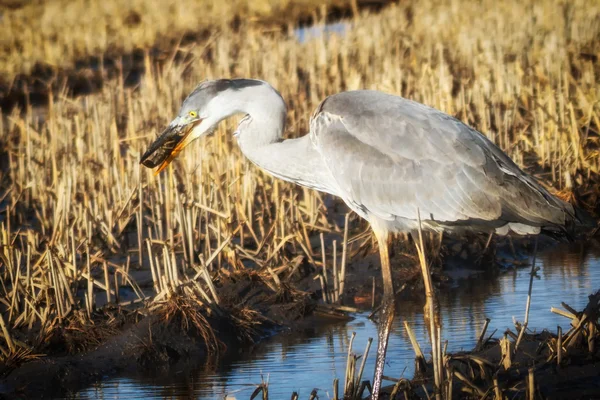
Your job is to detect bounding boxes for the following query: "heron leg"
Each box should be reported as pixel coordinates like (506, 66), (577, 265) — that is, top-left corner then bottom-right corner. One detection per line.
(372, 230), (395, 399)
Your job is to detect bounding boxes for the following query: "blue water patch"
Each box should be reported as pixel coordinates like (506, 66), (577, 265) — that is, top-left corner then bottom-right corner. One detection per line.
(294, 22), (350, 43)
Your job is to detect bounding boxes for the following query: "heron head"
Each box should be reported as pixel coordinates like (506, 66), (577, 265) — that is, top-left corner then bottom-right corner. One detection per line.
(140, 79), (263, 174)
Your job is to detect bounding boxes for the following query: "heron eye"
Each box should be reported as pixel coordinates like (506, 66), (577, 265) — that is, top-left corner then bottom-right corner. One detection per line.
(188, 111), (197, 118)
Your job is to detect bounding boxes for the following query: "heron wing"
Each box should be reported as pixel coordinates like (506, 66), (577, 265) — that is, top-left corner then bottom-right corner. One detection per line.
(310, 90), (572, 228)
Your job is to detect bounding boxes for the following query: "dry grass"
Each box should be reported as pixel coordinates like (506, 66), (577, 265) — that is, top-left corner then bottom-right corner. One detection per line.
(0, 0), (356, 83)
(0, 0), (599, 364)
(150, 291), (225, 355)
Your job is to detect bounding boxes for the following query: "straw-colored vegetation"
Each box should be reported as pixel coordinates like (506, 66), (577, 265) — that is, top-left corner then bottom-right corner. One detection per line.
(0, 0), (599, 386)
(0, 0), (355, 82)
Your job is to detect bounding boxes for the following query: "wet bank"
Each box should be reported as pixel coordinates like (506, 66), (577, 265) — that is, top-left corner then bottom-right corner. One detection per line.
(0, 269), (337, 398)
(81, 240), (600, 399)
(2, 237), (598, 399)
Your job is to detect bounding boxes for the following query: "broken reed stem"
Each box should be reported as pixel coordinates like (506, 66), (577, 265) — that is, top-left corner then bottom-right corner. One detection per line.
(320, 233), (329, 302)
(437, 325), (443, 390)
(550, 307), (576, 320)
(515, 236), (539, 353)
(404, 321), (425, 360)
(113, 274), (120, 304)
(146, 239), (159, 294)
(500, 332), (512, 370)
(446, 365), (453, 400)
(0, 314), (15, 353)
(333, 378), (339, 400)
(318, 274), (328, 303)
(476, 318), (491, 351)
(493, 377), (502, 400)
(527, 368), (535, 400)
(557, 325), (562, 367)
(354, 337), (373, 394)
(103, 262), (111, 304)
(344, 332), (356, 394)
(371, 276), (376, 310)
(339, 213), (350, 301)
(415, 208), (442, 399)
(333, 240), (339, 303)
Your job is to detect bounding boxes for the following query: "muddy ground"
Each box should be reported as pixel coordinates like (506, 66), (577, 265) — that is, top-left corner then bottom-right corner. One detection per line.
(0, 240), (421, 398)
(0, 229), (483, 398)
(0, 269), (328, 398)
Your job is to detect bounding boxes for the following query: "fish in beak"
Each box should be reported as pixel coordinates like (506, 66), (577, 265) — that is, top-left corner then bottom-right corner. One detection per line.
(140, 119), (201, 174)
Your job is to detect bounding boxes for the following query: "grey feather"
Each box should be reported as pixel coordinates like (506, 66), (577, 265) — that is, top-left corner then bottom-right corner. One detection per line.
(310, 90), (573, 233)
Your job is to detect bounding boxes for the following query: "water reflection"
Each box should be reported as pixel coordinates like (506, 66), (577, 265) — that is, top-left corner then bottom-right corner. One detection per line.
(75, 242), (600, 399)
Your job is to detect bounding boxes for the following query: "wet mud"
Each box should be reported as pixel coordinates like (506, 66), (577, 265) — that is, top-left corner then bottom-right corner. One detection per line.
(0, 269), (326, 398)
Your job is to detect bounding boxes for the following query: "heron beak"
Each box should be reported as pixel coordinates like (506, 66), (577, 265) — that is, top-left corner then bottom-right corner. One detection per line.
(140, 119), (201, 175)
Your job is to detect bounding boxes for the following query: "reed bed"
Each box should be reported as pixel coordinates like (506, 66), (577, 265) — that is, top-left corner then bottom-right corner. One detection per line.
(0, 0), (599, 385)
(0, 0), (362, 84)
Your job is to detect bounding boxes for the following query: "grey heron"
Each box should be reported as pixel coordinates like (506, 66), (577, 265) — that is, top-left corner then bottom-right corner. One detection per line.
(141, 78), (575, 398)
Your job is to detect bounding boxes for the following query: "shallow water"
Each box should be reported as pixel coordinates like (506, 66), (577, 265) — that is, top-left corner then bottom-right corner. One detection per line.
(294, 22), (350, 43)
(74, 241), (600, 399)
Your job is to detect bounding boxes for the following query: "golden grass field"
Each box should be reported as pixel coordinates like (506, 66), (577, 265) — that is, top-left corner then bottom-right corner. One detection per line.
(0, 0), (599, 374)
(0, 0), (358, 82)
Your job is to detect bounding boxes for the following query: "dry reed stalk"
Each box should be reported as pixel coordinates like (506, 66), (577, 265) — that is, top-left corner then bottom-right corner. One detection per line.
(493, 376), (502, 400)
(371, 276), (375, 309)
(415, 209), (442, 399)
(318, 274), (328, 303)
(562, 291), (600, 349)
(550, 307), (576, 320)
(446, 365), (453, 400)
(103, 262), (111, 304)
(0, 314), (15, 353)
(404, 321), (425, 368)
(527, 368), (535, 400)
(500, 333), (512, 370)
(333, 378), (339, 400)
(354, 337), (372, 396)
(344, 332), (356, 394)
(320, 233), (328, 295)
(476, 318), (491, 351)
(333, 240), (339, 303)
(557, 326), (563, 367)
(339, 213), (350, 299)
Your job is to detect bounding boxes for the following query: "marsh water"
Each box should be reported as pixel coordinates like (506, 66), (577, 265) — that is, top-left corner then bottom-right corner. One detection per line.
(73, 241), (600, 399)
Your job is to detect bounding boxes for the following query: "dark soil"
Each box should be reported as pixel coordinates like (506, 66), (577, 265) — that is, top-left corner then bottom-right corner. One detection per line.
(0, 271), (330, 398)
(0, 255), (406, 399)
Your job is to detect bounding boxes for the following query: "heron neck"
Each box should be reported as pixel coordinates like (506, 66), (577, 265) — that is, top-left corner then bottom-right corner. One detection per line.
(233, 86), (336, 195)
(239, 131), (336, 195)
